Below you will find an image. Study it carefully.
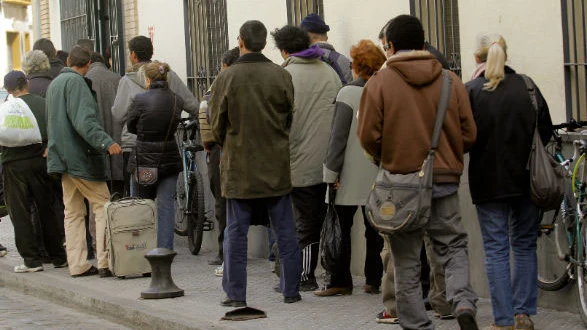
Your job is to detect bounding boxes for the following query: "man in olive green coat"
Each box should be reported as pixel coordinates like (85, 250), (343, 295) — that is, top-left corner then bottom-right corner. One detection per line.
(206, 20), (301, 307)
(46, 46), (122, 278)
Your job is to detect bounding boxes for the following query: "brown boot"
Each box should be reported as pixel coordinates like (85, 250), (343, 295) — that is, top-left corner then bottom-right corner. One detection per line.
(514, 314), (534, 330)
(313, 286), (352, 296)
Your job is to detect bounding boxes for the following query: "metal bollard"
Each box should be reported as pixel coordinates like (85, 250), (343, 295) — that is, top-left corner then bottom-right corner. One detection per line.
(141, 248), (184, 299)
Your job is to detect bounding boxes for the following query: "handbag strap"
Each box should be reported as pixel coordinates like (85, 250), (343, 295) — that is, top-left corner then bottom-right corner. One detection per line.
(430, 69), (453, 150)
(520, 74), (539, 127)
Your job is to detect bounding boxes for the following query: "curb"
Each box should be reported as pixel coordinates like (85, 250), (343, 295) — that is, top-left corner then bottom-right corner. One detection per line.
(0, 262), (230, 330)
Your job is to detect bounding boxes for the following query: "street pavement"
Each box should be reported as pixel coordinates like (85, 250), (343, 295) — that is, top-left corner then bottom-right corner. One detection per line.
(0, 286), (132, 329)
(0, 216), (585, 330)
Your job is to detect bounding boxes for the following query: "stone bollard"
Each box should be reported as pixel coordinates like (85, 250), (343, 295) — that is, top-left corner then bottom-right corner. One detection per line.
(141, 248), (184, 299)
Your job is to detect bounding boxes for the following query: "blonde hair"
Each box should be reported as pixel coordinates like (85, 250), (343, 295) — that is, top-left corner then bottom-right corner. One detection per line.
(473, 34), (507, 91)
(22, 50), (50, 75)
(143, 61), (170, 82)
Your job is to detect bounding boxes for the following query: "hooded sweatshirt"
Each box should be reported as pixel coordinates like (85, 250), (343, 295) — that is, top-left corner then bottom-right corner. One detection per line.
(111, 62), (199, 150)
(357, 51), (476, 184)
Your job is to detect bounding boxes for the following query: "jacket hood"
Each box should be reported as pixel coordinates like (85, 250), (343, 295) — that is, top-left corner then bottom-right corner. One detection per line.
(291, 44), (324, 59)
(126, 68), (147, 89)
(386, 50), (442, 87)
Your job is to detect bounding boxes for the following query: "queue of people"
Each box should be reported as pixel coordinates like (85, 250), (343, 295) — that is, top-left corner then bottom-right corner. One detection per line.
(0, 11), (553, 330)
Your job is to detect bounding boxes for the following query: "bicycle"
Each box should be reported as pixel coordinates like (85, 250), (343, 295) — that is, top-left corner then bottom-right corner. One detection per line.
(536, 119), (587, 325)
(174, 117), (214, 255)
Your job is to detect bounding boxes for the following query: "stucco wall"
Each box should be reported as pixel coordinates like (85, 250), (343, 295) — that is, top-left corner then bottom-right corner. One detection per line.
(459, 0), (566, 124)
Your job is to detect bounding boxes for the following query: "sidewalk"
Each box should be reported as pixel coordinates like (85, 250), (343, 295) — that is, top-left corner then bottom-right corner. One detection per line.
(0, 217), (584, 330)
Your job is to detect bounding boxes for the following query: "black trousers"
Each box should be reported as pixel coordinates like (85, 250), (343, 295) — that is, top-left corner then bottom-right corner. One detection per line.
(3, 157), (66, 267)
(291, 183), (327, 282)
(328, 205), (384, 288)
(207, 145), (226, 259)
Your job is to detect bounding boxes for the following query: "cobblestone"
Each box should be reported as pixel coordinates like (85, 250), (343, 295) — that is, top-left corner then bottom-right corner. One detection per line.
(0, 216), (585, 329)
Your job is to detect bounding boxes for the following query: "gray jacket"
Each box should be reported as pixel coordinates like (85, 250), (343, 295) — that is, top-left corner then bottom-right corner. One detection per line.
(111, 62), (199, 150)
(283, 55), (341, 187)
(86, 62), (122, 179)
(323, 78), (377, 205)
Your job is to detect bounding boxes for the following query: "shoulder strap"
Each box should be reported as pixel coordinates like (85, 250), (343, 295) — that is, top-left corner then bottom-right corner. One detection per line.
(322, 51), (347, 85)
(431, 69), (452, 150)
(520, 74), (539, 126)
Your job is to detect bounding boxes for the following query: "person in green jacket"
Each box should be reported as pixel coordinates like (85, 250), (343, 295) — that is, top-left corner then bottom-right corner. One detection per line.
(45, 45), (122, 278)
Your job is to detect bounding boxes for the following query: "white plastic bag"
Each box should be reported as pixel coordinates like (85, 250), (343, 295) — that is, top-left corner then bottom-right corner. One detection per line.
(0, 98), (42, 147)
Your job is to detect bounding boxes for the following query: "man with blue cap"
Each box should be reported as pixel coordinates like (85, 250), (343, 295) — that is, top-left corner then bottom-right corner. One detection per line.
(300, 13), (352, 85)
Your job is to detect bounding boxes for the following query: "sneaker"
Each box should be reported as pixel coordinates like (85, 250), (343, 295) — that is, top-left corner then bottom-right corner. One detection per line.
(284, 294), (302, 304)
(299, 279), (319, 292)
(14, 264), (44, 273)
(363, 284), (380, 294)
(214, 263), (223, 277)
(314, 286), (352, 297)
(0, 244), (6, 257)
(376, 310), (399, 324)
(456, 309), (479, 330)
(514, 314), (534, 330)
(71, 265), (98, 278)
(434, 311), (455, 320)
(220, 297), (246, 307)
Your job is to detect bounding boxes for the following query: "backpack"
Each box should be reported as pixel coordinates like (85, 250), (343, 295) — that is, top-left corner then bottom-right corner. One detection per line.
(321, 50), (347, 85)
(521, 75), (565, 211)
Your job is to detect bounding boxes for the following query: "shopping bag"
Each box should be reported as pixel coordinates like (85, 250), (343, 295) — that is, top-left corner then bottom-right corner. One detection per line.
(0, 98), (42, 147)
(320, 187), (342, 273)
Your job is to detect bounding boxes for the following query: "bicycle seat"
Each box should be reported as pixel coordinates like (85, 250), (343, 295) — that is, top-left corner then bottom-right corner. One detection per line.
(185, 144), (204, 152)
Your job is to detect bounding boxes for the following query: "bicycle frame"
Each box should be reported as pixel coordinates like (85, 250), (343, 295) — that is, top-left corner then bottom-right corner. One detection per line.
(178, 119), (199, 215)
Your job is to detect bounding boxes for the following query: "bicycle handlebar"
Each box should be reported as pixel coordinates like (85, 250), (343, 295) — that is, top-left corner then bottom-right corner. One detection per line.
(553, 120), (587, 131)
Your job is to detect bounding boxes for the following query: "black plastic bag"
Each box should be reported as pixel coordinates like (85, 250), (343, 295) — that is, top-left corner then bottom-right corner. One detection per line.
(320, 186), (342, 273)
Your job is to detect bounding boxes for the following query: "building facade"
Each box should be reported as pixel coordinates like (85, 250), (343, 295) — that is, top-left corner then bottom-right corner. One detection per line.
(0, 0), (33, 79)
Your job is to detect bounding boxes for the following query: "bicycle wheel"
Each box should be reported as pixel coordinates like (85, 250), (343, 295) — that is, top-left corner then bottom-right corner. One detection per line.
(174, 172), (189, 236)
(537, 200), (571, 290)
(576, 222), (587, 326)
(187, 170), (205, 255)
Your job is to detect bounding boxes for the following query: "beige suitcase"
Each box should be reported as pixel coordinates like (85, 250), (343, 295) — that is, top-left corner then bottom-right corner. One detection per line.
(105, 197), (157, 278)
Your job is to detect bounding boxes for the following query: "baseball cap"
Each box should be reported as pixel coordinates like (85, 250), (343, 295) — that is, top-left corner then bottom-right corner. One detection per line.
(3, 70), (27, 91)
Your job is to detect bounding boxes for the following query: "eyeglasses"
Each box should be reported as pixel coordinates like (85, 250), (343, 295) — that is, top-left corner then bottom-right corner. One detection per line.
(382, 44), (391, 51)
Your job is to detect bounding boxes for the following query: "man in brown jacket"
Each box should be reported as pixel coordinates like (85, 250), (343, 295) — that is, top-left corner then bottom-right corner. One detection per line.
(206, 20), (302, 306)
(358, 15), (478, 330)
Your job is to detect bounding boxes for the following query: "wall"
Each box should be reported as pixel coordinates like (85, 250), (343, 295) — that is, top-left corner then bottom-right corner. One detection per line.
(226, 0), (288, 64)
(136, 0), (188, 84)
(459, 0), (566, 124)
(0, 2), (33, 78)
(47, 0), (59, 48)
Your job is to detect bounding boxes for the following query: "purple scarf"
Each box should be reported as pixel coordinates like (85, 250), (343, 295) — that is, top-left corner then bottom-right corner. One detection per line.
(291, 44), (324, 59)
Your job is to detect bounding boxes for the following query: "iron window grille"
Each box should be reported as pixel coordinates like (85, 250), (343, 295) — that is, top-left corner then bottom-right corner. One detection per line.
(410, 0), (461, 77)
(59, 0), (125, 74)
(561, 0), (587, 121)
(286, 0), (323, 26)
(184, 0), (229, 100)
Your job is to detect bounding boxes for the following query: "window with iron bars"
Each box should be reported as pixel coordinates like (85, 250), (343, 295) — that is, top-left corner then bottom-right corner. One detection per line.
(410, 0), (461, 77)
(59, 0), (125, 74)
(184, 0), (229, 100)
(286, 0), (324, 26)
(561, 0), (587, 121)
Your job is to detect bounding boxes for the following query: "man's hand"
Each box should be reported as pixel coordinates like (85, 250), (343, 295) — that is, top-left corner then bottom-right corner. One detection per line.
(108, 143), (122, 155)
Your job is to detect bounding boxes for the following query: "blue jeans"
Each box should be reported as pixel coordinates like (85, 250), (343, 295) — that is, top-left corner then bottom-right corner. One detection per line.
(131, 174), (177, 250)
(476, 196), (539, 326)
(223, 194), (301, 301)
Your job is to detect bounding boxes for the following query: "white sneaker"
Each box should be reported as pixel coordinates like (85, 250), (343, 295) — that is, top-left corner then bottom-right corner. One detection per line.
(14, 264), (44, 273)
(214, 263), (223, 277)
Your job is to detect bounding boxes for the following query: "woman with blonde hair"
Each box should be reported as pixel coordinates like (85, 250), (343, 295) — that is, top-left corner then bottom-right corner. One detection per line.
(127, 61), (183, 251)
(466, 34), (553, 330)
(314, 39), (385, 297)
(22, 50), (52, 97)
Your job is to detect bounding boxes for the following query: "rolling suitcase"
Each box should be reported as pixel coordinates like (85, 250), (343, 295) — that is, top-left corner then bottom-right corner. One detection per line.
(105, 197), (157, 278)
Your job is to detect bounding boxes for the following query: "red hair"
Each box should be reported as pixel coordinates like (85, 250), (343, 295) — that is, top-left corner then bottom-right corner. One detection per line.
(350, 40), (386, 80)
